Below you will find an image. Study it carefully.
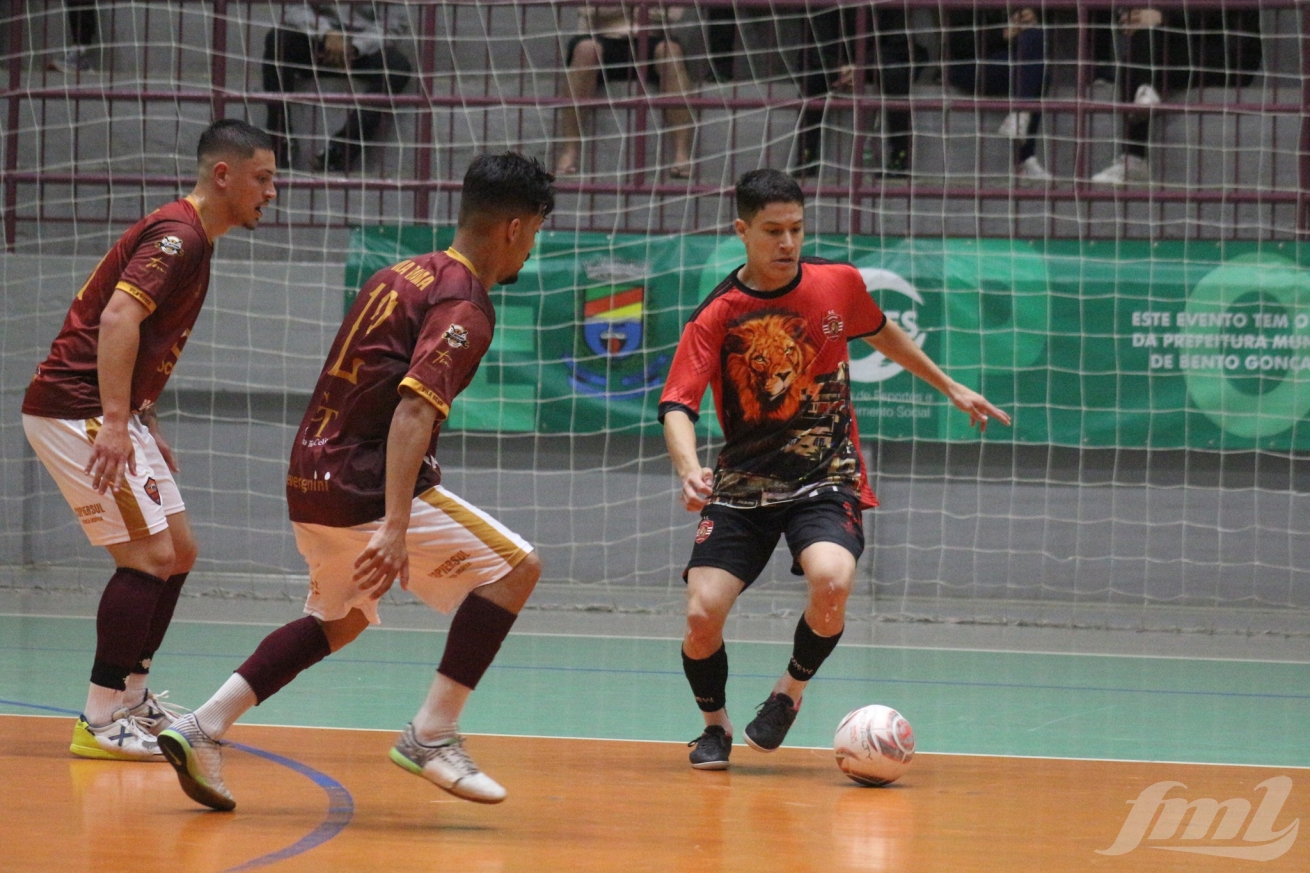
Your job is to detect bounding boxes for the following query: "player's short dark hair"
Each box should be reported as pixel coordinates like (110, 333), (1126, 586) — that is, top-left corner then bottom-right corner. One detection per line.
(196, 119), (274, 166)
(735, 169), (804, 222)
(458, 152), (556, 226)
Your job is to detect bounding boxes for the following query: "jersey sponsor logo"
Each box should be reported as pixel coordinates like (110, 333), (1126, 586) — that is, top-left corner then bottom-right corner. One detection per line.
(1098, 777), (1299, 860)
(143, 477), (161, 505)
(287, 474), (331, 494)
(822, 310), (844, 340)
(443, 324), (469, 349)
(695, 518), (714, 543)
(565, 278), (668, 398)
(145, 255), (169, 273)
(74, 502), (105, 518)
(158, 235), (184, 256)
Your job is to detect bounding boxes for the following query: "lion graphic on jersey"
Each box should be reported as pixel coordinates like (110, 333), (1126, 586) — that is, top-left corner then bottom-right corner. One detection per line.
(723, 310), (816, 425)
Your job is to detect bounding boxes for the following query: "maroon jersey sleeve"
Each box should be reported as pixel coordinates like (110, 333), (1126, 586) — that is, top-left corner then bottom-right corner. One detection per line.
(658, 315), (720, 423)
(114, 219), (207, 314)
(399, 299), (493, 420)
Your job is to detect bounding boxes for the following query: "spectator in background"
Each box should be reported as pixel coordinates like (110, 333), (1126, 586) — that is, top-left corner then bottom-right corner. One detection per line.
(1091, 5), (1262, 184)
(794, 6), (923, 179)
(49, 0), (99, 74)
(703, 4), (738, 83)
(554, 5), (696, 180)
(945, 6), (1051, 182)
(263, 3), (413, 174)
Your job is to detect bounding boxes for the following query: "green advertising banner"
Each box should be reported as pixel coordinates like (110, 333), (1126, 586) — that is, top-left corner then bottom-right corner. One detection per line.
(346, 228), (1310, 450)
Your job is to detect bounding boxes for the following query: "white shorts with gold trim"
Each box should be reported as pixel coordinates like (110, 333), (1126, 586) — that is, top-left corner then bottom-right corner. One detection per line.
(292, 485), (533, 624)
(22, 413), (183, 547)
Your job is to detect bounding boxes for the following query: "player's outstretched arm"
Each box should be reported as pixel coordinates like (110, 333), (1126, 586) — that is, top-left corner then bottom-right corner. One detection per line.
(864, 318), (1012, 433)
(353, 390), (439, 598)
(663, 409), (714, 512)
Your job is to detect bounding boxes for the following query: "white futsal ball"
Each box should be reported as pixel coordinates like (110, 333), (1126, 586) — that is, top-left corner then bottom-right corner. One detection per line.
(833, 704), (915, 786)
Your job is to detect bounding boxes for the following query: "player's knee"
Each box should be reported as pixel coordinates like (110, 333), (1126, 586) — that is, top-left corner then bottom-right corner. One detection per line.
(170, 536), (199, 575)
(685, 601), (727, 646)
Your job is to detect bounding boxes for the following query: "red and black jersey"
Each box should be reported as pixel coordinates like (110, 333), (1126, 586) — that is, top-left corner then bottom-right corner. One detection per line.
(287, 249), (495, 527)
(22, 198), (213, 419)
(658, 257), (886, 509)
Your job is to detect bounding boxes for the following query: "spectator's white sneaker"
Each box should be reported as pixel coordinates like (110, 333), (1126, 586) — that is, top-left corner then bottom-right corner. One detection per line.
(1015, 156), (1053, 182)
(390, 723), (506, 804)
(1134, 84), (1162, 106)
(997, 112), (1031, 140)
(1091, 154), (1151, 185)
(48, 49), (95, 73)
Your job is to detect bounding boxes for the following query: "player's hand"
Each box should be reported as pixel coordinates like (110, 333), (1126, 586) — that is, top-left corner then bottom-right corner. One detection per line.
(138, 401), (180, 473)
(353, 527), (409, 600)
(85, 420), (135, 495)
(679, 467), (715, 512)
(948, 385), (1012, 434)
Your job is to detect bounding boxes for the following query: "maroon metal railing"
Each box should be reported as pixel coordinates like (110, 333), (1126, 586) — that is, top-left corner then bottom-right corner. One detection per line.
(2, 0), (1306, 245)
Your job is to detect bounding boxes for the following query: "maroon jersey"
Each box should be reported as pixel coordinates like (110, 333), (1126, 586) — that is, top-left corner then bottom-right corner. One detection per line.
(658, 258), (886, 510)
(22, 198), (213, 419)
(287, 250), (495, 527)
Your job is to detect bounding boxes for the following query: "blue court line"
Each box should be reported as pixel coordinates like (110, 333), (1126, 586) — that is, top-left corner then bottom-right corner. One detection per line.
(0, 697), (354, 871)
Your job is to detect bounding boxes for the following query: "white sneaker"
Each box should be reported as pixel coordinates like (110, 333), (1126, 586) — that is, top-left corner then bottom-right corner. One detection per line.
(48, 49), (95, 74)
(1015, 156), (1053, 182)
(1134, 84), (1162, 106)
(390, 723), (507, 804)
(997, 111), (1031, 140)
(124, 688), (185, 736)
(1091, 154), (1151, 185)
(70, 712), (163, 761)
(158, 713), (235, 811)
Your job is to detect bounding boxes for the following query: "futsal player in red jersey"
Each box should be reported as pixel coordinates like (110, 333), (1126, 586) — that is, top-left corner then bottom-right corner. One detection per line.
(21, 119), (277, 762)
(159, 152), (554, 811)
(660, 169), (1011, 769)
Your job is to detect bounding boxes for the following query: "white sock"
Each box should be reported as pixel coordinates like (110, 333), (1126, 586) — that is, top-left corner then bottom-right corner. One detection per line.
(124, 672), (148, 707)
(194, 674), (257, 739)
(84, 684), (121, 726)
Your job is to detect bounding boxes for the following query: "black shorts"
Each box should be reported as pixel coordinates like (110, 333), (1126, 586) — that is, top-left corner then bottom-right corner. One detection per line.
(684, 489), (866, 587)
(565, 33), (678, 87)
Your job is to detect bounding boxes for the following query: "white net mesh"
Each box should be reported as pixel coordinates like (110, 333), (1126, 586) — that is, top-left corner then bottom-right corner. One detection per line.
(3, 1), (1309, 635)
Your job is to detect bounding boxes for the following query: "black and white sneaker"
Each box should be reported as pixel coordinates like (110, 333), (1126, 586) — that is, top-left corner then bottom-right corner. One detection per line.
(744, 693), (799, 752)
(688, 725), (732, 770)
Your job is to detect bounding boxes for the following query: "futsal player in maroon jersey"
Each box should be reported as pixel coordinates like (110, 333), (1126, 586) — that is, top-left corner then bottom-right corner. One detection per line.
(21, 119), (277, 761)
(659, 169), (1011, 769)
(159, 152), (554, 811)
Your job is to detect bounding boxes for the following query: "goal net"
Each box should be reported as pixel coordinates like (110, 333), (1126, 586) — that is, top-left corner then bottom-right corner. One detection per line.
(3, 1), (1309, 636)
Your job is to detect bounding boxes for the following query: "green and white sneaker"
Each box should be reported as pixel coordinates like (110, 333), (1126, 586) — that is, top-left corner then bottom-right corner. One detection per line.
(124, 688), (185, 736)
(390, 723), (506, 804)
(158, 713), (234, 811)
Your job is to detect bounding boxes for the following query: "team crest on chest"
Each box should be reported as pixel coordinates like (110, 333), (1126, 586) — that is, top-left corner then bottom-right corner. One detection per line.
(695, 518), (714, 543)
(443, 324), (469, 349)
(158, 235), (184, 256)
(143, 477), (161, 505)
(822, 310), (844, 340)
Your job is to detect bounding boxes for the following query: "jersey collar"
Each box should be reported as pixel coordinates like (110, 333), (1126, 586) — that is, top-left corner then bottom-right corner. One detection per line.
(444, 246), (476, 275)
(730, 262), (804, 298)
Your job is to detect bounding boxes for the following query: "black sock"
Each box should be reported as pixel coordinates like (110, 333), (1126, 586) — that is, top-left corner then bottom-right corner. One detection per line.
(787, 616), (843, 682)
(682, 643), (729, 713)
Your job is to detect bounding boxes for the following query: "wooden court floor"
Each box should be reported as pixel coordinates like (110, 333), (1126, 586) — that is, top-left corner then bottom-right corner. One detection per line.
(2, 603), (1309, 871)
(3, 718), (1307, 872)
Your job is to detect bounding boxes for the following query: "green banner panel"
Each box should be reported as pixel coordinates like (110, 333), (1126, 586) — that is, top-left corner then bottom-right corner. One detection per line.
(346, 228), (1310, 450)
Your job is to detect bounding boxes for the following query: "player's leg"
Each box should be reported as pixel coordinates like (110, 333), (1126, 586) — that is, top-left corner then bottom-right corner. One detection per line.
(680, 503), (780, 768)
(389, 486), (537, 803)
(683, 566), (745, 769)
(160, 520), (378, 810)
(744, 493), (862, 753)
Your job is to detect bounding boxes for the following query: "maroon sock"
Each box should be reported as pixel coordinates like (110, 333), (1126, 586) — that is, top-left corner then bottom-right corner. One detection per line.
(132, 571), (187, 674)
(437, 593), (517, 690)
(90, 567), (166, 690)
(235, 616), (331, 703)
